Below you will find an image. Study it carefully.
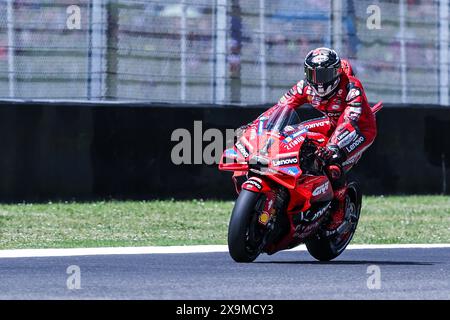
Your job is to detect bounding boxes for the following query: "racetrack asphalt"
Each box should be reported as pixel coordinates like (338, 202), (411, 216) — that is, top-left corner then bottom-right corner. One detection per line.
(0, 247), (448, 299)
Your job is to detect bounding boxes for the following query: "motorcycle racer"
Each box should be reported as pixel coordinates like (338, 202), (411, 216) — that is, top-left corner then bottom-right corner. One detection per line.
(254, 47), (377, 233)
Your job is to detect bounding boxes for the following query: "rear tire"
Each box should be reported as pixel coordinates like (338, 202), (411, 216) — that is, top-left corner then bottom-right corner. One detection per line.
(228, 190), (261, 263)
(306, 181), (362, 261)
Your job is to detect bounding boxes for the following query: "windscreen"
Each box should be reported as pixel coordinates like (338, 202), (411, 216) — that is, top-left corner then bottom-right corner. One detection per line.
(260, 106), (302, 134)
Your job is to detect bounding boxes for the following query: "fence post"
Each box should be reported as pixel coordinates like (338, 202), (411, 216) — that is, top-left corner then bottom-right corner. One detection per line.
(259, 0), (266, 103)
(399, 0), (407, 103)
(180, 0), (187, 102)
(87, 0), (105, 100)
(230, 0), (241, 104)
(7, 0), (15, 98)
(105, 0), (118, 100)
(439, 0), (449, 106)
(331, 0), (342, 52)
(214, 0), (227, 104)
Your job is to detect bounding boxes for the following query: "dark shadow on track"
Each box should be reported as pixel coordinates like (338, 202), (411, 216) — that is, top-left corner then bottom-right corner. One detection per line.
(255, 260), (434, 266)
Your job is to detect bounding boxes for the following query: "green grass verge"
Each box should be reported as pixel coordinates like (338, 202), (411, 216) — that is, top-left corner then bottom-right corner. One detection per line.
(0, 196), (449, 249)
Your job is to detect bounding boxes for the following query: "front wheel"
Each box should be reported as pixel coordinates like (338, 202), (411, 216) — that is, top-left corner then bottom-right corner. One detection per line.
(305, 181), (362, 261)
(228, 190), (263, 263)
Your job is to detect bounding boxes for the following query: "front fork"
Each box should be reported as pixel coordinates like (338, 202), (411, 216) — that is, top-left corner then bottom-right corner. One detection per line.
(239, 176), (290, 252)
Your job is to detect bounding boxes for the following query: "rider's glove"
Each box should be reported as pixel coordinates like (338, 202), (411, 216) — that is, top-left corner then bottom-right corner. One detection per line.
(315, 145), (342, 165)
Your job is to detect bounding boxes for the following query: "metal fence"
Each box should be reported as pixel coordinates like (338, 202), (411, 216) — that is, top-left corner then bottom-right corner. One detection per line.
(0, 0), (448, 105)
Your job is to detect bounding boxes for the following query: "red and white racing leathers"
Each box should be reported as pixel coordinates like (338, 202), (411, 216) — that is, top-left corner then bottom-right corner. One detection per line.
(259, 63), (377, 172)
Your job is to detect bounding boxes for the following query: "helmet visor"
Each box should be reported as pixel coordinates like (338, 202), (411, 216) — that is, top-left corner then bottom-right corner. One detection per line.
(305, 66), (339, 85)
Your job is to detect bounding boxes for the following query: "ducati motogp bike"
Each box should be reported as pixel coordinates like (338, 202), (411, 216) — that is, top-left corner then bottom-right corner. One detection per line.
(219, 102), (383, 262)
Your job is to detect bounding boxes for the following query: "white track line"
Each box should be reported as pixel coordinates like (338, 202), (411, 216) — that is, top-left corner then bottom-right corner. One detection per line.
(0, 244), (449, 259)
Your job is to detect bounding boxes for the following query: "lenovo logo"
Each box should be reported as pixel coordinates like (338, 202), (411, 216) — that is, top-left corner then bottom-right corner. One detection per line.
(272, 157), (298, 167)
(345, 136), (365, 153)
(235, 142), (249, 158)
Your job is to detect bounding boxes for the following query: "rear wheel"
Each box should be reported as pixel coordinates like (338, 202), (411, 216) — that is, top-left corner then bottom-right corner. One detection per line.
(228, 190), (264, 263)
(305, 181), (362, 261)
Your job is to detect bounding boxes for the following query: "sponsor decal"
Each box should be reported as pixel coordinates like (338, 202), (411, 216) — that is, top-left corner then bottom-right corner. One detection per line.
(224, 148), (238, 158)
(348, 101), (362, 107)
(305, 121), (327, 129)
(337, 130), (357, 148)
(312, 181), (330, 197)
(257, 116), (268, 135)
(336, 129), (350, 141)
(292, 128), (307, 137)
(312, 96), (322, 106)
(279, 166), (300, 176)
(283, 128), (307, 144)
(296, 80), (305, 95)
(285, 136), (305, 150)
(311, 54), (329, 64)
(327, 112), (341, 118)
(272, 157), (298, 167)
(346, 88), (361, 101)
(243, 179), (262, 190)
(258, 211), (270, 225)
(283, 125), (295, 133)
(249, 128), (257, 140)
(313, 204), (330, 219)
(235, 142), (249, 158)
(345, 135), (365, 153)
(345, 106), (362, 121)
(289, 88), (296, 96)
(342, 151), (363, 166)
(331, 104), (341, 110)
(342, 158), (355, 166)
(303, 202), (331, 222)
(339, 133), (358, 148)
(294, 219), (322, 238)
(349, 106), (362, 114)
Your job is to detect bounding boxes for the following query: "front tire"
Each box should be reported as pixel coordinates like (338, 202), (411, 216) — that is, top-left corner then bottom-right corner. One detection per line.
(228, 190), (262, 263)
(305, 181), (362, 261)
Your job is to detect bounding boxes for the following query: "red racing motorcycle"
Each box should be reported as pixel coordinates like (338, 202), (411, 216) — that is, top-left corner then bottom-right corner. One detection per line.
(219, 103), (382, 262)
